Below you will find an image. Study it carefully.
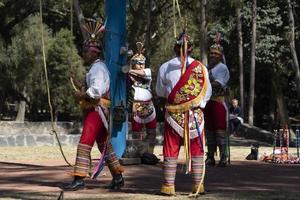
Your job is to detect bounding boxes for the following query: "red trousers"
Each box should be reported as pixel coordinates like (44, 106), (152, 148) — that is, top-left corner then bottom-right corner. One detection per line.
(204, 100), (227, 131)
(79, 110), (107, 145)
(163, 121), (204, 158)
(131, 117), (157, 132)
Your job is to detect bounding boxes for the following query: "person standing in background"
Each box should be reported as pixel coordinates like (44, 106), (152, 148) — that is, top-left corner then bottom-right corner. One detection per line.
(204, 33), (230, 167)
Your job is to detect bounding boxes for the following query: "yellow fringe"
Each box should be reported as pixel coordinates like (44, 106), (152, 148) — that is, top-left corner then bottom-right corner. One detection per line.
(166, 63), (208, 113)
(100, 98), (111, 107)
(211, 96), (225, 102)
(192, 183), (205, 194)
(110, 165), (125, 176)
(71, 172), (87, 178)
(160, 184), (176, 196)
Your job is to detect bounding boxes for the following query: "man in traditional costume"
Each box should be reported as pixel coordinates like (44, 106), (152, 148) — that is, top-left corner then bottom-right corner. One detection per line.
(64, 21), (124, 191)
(204, 33), (230, 167)
(156, 32), (212, 196)
(127, 42), (156, 154)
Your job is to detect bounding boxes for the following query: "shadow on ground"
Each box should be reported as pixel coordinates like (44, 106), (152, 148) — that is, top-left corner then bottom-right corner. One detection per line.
(0, 160), (300, 199)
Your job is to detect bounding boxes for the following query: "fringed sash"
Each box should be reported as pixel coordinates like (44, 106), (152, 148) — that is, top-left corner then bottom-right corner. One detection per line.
(166, 61), (208, 112)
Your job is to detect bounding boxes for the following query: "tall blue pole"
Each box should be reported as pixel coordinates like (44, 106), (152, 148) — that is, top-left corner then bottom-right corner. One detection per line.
(105, 0), (127, 158)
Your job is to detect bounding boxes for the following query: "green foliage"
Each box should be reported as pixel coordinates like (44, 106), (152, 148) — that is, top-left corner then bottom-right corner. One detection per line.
(242, 1), (286, 65)
(3, 15), (50, 105)
(47, 28), (83, 118)
(0, 13), (83, 120)
(0, 0), (299, 124)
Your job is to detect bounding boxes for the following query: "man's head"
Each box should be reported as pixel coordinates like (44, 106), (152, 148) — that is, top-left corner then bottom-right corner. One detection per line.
(81, 19), (104, 65)
(209, 32), (224, 67)
(82, 45), (101, 66)
(130, 42), (146, 70)
(209, 44), (223, 67)
(173, 32), (192, 57)
(131, 57), (145, 70)
(232, 98), (239, 108)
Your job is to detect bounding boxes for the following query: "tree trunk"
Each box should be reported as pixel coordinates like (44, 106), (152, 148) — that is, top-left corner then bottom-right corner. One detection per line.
(248, 0), (256, 125)
(287, 0), (300, 98)
(268, 82), (275, 130)
(73, 0), (87, 40)
(146, 0), (152, 66)
(272, 73), (289, 126)
(236, 5), (244, 118)
(15, 88), (27, 122)
(199, 0), (207, 65)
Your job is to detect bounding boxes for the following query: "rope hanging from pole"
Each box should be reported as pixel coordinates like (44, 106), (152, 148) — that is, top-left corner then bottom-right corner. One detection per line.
(39, 0), (73, 167)
(173, 0), (183, 38)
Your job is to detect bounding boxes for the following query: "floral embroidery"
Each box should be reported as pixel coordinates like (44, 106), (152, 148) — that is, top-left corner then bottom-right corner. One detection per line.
(174, 64), (204, 104)
(133, 101), (154, 119)
(170, 108), (203, 130)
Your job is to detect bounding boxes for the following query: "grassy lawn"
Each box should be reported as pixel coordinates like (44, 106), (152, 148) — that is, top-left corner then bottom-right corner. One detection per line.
(0, 145), (298, 163)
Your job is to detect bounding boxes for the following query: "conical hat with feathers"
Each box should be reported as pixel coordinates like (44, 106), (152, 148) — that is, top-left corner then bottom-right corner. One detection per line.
(82, 19), (105, 50)
(131, 42), (146, 64)
(210, 32), (223, 55)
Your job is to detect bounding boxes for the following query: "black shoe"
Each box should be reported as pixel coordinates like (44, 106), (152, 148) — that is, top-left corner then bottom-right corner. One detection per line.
(64, 177), (85, 191)
(107, 174), (124, 190)
(217, 157), (227, 167)
(205, 157), (215, 166)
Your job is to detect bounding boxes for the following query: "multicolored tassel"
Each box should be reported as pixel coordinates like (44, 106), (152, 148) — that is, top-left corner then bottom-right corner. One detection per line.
(91, 142), (107, 179)
(180, 33), (189, 75)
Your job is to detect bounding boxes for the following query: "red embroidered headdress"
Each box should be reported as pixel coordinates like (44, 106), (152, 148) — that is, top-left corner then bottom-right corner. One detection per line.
(210, 32), (223, 56)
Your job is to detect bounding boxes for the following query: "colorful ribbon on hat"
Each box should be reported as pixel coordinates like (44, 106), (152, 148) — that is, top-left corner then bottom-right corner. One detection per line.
(179, 32), (192, 174)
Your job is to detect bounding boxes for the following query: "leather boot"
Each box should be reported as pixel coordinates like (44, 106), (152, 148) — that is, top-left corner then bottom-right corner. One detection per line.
(217, 145), (227, 167)
(64, 176), (85, 191)
(107, 174), (125, 190)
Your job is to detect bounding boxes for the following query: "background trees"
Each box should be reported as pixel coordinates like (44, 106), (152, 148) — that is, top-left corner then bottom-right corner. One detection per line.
(0, 0), (299, 130)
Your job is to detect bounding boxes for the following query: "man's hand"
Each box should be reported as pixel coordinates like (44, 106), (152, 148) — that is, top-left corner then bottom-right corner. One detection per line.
(129, 69), (145, 77)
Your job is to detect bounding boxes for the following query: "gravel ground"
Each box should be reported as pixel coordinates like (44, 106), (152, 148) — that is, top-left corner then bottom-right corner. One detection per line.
(0, 145), (298, 163)
(1, 145), (299, 200)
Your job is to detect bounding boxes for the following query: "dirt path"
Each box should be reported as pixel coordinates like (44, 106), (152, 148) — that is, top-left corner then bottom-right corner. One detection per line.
(0, 146), (299, 200)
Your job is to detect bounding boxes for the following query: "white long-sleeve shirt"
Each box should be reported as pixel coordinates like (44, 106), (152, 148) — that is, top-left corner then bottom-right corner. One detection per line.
(85, 59), (110, 99)
(132, 68), (153, 101)
(156, 57), (212, 108)
(209, 62), (230, 87)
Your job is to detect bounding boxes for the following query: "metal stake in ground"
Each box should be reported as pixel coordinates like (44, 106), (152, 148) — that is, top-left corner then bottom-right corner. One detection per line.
(272, 129), (277, 161)
(285, 125), (289, 156)
(296, 127), (299, 158)
(279, 129), (284, 162)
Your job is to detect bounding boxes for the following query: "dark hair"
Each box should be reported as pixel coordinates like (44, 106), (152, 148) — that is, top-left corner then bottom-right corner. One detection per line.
(173, 33), (192, 56)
